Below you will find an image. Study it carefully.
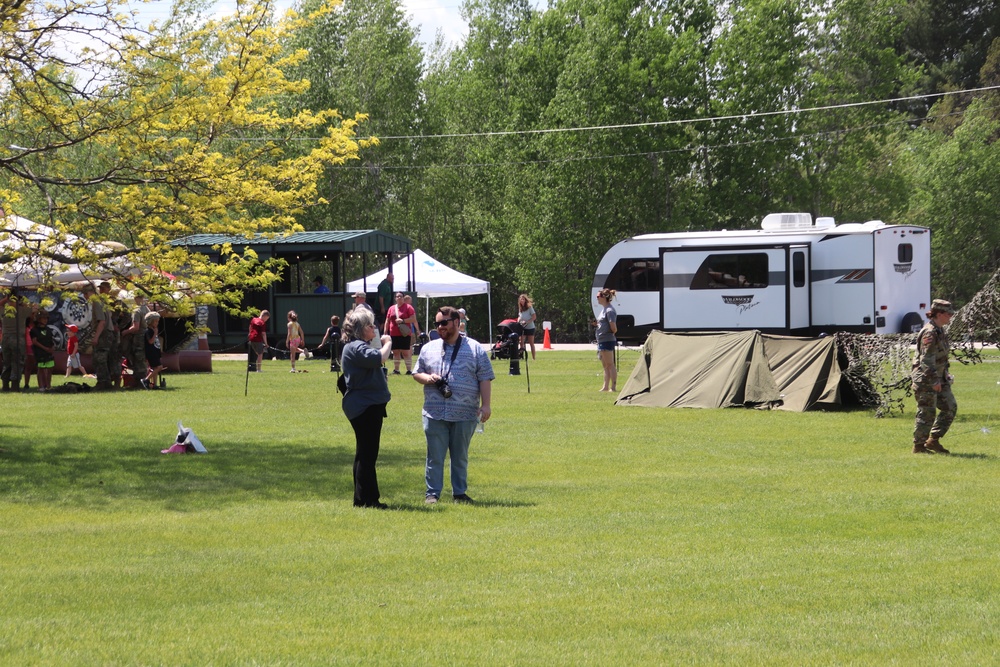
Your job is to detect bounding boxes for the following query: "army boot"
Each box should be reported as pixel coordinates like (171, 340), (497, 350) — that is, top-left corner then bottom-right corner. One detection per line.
(925, 437), (950, 455)
(912, 440), (933, 454)
(1, 380), (9, 392)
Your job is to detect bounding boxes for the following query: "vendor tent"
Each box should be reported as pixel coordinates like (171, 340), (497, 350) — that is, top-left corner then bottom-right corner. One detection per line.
(615, 330), (843, 411)
(347, 249), (492, 337)
(1, 214), (126, 287)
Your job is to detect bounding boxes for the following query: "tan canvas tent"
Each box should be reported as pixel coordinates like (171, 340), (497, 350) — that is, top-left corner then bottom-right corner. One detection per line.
(615, 330), (843, 411)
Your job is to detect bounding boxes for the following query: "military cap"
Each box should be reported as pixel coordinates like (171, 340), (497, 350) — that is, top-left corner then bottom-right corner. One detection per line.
(931, 299), (955, 314)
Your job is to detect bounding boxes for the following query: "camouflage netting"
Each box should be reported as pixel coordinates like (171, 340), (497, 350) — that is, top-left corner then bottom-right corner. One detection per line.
(835, 332), (915, 417)
(945, 267), (1000, 364)
(835, 266), (1000, 417)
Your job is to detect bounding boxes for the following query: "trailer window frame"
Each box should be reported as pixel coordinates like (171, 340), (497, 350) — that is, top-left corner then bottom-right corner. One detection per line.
(792, 251), (806, 288)
(898, 243), (913, 263)
(691, 253), (769, 290)
(604, 257), (661, 292)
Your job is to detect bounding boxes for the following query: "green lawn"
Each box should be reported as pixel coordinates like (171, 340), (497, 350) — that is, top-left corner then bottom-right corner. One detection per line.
(2, 350), (998, 665)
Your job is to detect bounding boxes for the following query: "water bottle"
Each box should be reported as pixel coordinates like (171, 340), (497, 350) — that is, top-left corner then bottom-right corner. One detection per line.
(475, 415), (484, 434)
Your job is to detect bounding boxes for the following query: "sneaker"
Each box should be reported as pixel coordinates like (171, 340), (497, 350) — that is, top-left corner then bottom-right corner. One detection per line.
(290, 369), (297, 373)
(424, 495), (438, 505)
(453, 494), (474, 504)
(405, 370), (413, 375)
(391, 370), (401, 375)
(140, 379), (150, 390)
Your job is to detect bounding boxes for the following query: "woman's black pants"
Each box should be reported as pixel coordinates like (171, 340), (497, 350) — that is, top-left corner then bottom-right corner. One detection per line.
(349, 403), (387, 506)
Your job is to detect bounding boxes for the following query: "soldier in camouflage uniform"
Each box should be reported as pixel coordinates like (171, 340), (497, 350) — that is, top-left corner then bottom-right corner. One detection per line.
(88, 282), (116, 390)
(1, 291), (34, 392)
(911, 299), (956, 454)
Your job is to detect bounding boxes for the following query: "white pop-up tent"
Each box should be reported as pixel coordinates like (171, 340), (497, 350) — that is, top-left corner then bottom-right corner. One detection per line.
(1, 214), (128, 287)
(347, 249), (492, 338)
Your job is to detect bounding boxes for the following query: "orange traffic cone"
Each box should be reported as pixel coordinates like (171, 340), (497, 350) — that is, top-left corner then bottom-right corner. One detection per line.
(543, 328), (552, 349)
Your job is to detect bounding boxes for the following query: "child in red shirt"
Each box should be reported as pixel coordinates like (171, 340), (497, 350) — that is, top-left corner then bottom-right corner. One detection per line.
(64, 324), (85, 378)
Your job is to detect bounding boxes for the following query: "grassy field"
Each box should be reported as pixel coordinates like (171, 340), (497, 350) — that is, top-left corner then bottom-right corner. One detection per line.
(1, 349), (998, 665)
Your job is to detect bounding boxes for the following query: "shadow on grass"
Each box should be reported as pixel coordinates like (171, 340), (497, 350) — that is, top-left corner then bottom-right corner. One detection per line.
(949, 452), (993, 460)
(0, 435), (424, 510)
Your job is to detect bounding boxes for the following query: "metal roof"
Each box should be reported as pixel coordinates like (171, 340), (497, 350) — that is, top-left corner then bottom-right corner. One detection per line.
(170, 229), (411, 254)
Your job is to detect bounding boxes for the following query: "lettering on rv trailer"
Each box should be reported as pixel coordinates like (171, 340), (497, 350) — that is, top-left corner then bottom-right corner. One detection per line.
(893, 262), (915, 279)
(721, 295), (759, 314)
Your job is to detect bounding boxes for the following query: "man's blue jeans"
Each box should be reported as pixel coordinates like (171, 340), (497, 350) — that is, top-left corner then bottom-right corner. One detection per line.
(424, 416), (477, 498)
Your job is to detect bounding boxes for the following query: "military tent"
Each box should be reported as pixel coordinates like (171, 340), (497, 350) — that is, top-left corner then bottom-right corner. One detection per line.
(615, 330), (843, 411)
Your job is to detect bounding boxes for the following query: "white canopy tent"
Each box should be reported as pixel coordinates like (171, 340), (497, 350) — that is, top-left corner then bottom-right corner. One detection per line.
(1, 214), (127, 287)
(347, 249), (492, 338)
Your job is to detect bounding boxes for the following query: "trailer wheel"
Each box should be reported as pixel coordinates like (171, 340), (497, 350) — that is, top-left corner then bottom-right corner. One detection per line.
(900, 311), (923, 333)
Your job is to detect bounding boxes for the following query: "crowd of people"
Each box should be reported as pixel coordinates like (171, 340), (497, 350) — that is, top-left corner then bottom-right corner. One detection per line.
(0, 283), (166, 392)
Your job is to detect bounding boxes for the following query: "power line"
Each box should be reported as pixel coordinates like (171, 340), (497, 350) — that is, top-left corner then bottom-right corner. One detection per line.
(332, 106), (986, 171)
(225, 83), (999, 146)
(369, 85), (1000, 141)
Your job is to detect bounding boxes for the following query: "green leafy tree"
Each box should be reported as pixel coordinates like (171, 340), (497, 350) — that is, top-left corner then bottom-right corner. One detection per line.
(286, 0), (425, 238)
(1, 0), (371, 313)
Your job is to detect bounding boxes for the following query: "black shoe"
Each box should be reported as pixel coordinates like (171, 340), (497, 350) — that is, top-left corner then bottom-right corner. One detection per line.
(356, 501), (389, 509)
(391, 370), (401, 375)
(453, 494), (474, 504)
(405, 370), (412, 375)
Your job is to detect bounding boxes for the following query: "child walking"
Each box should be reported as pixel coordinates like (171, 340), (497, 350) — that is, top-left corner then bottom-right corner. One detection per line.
(64, 324), (85, 378)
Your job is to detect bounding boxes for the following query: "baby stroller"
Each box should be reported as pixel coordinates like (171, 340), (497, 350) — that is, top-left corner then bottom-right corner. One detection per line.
(491, 319), (524, 360)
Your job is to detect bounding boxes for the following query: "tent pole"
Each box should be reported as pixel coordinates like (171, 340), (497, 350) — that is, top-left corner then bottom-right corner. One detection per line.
(487, 286), (492, 346)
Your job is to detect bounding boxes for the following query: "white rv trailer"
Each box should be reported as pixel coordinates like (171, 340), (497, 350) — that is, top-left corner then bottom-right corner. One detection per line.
(592, 213), (931, 341)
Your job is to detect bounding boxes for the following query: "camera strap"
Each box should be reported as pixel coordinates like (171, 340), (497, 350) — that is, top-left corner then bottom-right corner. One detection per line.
(441, 335), (463, 381)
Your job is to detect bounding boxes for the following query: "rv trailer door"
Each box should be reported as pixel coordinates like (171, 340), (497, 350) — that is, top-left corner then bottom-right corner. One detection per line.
(661, 245), (789, 331)
(788, 245), (810, 333)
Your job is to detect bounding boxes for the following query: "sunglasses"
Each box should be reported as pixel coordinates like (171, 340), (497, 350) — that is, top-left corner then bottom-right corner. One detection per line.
(435, 318), (457, 327)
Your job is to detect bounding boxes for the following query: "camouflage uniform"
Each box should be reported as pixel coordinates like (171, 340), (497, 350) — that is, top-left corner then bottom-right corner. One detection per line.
(911, 319), (956, 449)
(123, 300), (150, 379)
(91, 297), (115, 387)
(1, 297), (32, 391)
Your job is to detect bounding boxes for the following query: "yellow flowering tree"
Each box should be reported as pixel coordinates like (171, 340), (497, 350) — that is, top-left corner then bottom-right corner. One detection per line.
(0, 0), (373, 313)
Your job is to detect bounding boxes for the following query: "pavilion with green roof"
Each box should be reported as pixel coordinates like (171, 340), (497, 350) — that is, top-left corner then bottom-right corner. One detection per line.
(171, 230), (412, 351)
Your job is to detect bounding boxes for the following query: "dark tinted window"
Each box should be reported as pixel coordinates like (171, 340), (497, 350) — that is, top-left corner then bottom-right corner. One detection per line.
(604, 258), (661, 292)
(691, 253), (769, 290)
(792, 251), (805, 288)
(898, 243), (913, 263)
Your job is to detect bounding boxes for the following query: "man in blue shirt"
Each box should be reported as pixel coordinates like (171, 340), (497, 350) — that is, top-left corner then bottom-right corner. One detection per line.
(413, 306), (494, 504)
(312, 276), (330, 294)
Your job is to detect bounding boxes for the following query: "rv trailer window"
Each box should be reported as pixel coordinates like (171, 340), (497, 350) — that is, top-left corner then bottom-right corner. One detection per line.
(793, 251), (805, 288)
(692, 253), (769, 290)
(898, 244), (913, 263)
(605, 258), (661, 292)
